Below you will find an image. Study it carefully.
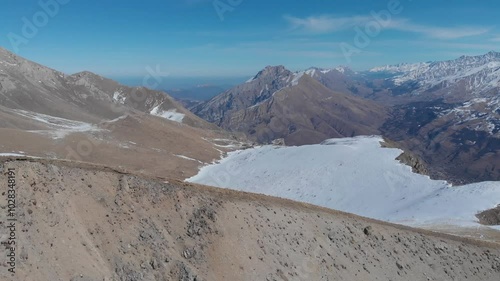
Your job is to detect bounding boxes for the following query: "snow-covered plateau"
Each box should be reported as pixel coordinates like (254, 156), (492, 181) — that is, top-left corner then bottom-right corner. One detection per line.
(187, 136), (500, 229)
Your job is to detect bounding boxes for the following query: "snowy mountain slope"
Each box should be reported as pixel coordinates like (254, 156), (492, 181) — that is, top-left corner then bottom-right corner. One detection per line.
(367, 52), (500, 183)
(187, 136), (500, 229)
(442, 96), (500, 135)
(370, 51), (500, 95)
(369, 62), (432, 74)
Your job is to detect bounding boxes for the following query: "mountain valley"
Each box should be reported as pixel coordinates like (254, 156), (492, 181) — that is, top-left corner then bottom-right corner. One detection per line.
(192, 52), (500, 183)
(0, 47), (499, 281)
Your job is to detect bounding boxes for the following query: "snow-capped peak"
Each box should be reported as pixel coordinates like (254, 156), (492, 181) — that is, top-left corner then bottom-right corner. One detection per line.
(371, 52), (500, 95)
(369, 62), (432, 74)
(333, 66), (353, 74)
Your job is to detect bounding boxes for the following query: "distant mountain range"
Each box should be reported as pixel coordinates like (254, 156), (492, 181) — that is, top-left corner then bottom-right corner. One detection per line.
(371, 51), (500, 96)
(192, 52), (500, 183)
(1, 45), (498, 183)
(167, 85), (231, 101)
(165, 84), (231, 109)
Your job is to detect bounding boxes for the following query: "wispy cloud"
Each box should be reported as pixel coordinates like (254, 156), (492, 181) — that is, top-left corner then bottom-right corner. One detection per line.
(388, 19), (490, 39)
(491, 37), (500, 42)
(284, 15), (372, 34)
(284, 15), (490, 39)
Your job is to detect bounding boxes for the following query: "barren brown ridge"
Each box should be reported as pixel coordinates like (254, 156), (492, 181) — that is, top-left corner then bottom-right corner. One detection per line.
(0, 157), (499, 281)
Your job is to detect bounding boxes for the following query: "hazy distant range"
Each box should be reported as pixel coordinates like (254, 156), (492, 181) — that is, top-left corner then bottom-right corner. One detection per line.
(114, 76), (249, 101)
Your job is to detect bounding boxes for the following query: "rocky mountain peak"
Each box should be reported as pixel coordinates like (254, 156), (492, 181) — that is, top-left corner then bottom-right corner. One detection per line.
(483, 51), (500, 63)
(450, 51), (500, 66)
(72, 70), (101, 78)
(70, 71), (109, 84)
(248, 65), (292, 82)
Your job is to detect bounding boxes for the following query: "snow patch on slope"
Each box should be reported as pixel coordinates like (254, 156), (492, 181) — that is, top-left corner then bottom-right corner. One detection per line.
(291, 72), (304, 86)
(0, 153), (25, 157)
(246, 76), (257, 83)
(305, 68), (317, 77)
(443, 97), (500, 135)
(11, 110), (100, 139)
(0, 153), (41, 159)
(174, 154), (204, 164)
(150, 105), (185, 123)
(113, 91), (126, 104)
(106, 115), (128, 123)
(188, 136), (500, 229)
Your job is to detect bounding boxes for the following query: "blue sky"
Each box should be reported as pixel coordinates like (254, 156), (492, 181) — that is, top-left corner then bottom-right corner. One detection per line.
(0, 0), (499, 82)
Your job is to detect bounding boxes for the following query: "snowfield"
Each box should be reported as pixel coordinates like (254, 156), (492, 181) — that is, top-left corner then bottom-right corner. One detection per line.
(187, 136), (500, 229)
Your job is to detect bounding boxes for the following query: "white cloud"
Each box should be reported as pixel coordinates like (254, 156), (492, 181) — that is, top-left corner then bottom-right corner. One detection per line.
(284, 15), (372, 34)
(285, 15), (490, 39)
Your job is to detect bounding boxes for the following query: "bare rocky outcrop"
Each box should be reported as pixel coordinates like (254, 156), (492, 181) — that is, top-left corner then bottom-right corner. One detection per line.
(382, 138), (429, 176)
(477, 205), (500, 226)
(396, 151), (429, 175)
